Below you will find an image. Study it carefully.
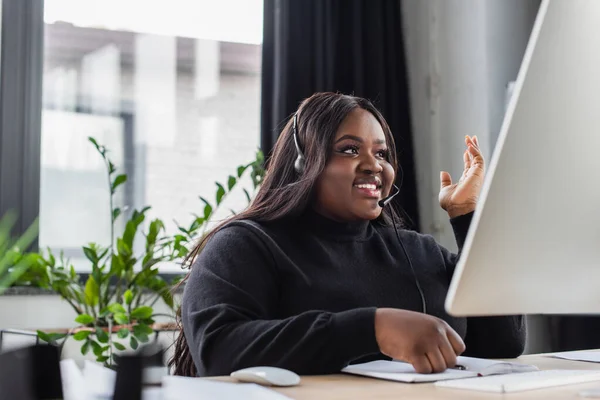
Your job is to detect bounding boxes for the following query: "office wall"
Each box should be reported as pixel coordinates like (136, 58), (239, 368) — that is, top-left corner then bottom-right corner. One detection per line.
(400, 0), (540, 250)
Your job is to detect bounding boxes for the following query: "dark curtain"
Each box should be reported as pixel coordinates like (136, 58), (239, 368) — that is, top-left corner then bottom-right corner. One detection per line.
(261, 0), (420, 230)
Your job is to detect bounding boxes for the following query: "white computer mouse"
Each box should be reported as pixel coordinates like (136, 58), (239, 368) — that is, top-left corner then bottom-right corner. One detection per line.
(230, 366), (301, 386)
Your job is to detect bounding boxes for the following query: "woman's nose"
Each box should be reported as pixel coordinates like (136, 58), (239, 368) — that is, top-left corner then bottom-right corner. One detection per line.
(359, 154), (384, 174)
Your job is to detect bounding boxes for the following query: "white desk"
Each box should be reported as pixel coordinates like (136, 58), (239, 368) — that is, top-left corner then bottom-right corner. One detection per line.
(213, 350), (600, 399)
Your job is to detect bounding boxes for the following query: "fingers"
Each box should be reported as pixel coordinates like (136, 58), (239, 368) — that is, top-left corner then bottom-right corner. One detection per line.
(463, 149), (471, 171)
(438, 339), (458, 369)
(426, 349), (448, 373)
(465, 135), (479, 150)
(440, 171), (452, 189)
(446, 326), (467, 355)
(467, 143), (484, 169)
(412, 354), (433, 374)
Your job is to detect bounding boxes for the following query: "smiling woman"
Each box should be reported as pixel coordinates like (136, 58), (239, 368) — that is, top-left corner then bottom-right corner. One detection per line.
(171, 92), (526, 377)
(313, 108), (395, 222)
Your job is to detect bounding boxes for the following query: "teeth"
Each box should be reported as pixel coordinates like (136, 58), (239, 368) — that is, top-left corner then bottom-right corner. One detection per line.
(354, 184), (379, 190)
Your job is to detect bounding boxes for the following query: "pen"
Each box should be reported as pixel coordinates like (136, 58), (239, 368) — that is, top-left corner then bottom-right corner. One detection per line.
(453, 364), (467, 370)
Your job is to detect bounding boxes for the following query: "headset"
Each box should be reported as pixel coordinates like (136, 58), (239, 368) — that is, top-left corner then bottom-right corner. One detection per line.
(292, 113), (306, 174)
(292, 112), (428, 314)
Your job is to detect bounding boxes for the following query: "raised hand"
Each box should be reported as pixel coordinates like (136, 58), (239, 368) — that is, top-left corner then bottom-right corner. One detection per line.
(439, 135), (484, 218)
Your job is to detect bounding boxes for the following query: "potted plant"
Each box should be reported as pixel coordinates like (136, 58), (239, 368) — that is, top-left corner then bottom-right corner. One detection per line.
(31, 138), (264, 367)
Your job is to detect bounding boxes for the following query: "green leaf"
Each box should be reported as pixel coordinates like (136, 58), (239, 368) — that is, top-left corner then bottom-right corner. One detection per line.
(69, 265), (77, 279)
(135, 332), (149, 343)
(131, 306), (153, 320)
(199, 196), (211, 207)
(109, 254), (125, 276)
(215, 183), (226, 205)
(114, 342), (126, 351)
(83, 247), (97, 264)
(146, 220), (164, 248)
(108, 161), (116, 175)
(88, 137), (99, 148)
(117, 328), (130, 339)
(227, 175), (237, 190)
(111, 174), (127, 194)
(237, 165), (248, 178)
(130, 336), (139, 350)
(124, 289), (133, 305)
(37, 331), (67, 344)
(243, 188), (251, 204)
(75, 313), (95, 325)
(99, 307), (110, 318)
(48, 250), (56, 267)
(116, 239), (132, 258)
(98, 247), (109, 260)
(161, 289), (174, 309)
(133, 323), (154, 336)
(114, 313), (129, 325)
(203, 203), (213, 220)
(36, 330), (51, 343)
(50, 333), (68, 342)
(122, 210), (147, 250)
(96, 355), (109, 363)
(112, 208), (121, 222)
(188, 218), (203, 234)
(96, 327), (109, 344)
(73, 331), (92, 341)
(108, 303), (126, 314)
(84, 276), (99, 306)
(81, 341), (90, 355)
(91, 340), (103, 356)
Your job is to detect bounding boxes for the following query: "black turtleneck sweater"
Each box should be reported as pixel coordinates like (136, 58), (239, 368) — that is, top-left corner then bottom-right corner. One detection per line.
(181, 210), (526, 377)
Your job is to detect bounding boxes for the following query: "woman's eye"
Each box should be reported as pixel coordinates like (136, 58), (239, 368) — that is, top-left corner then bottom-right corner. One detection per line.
(376, 149), (389, 159)
(340, 146), (359, 155)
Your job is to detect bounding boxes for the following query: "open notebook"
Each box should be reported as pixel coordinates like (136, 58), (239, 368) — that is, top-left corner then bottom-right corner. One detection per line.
(341, 356), (538, 383)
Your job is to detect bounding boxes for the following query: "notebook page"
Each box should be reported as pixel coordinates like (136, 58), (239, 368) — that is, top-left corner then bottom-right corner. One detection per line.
(342, 357), (537, 383)
(342, 360), (476, 383)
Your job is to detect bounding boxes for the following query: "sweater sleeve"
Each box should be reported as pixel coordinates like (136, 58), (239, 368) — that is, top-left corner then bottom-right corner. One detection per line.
(181, 223), (380, 377)
(442, 212), (527, 359)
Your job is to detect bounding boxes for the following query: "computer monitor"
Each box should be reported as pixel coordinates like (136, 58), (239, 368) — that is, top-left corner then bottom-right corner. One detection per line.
(445, 0), (600, 316)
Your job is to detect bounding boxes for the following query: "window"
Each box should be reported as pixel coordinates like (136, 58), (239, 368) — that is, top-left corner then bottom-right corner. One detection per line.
(40, 0), (263, 272)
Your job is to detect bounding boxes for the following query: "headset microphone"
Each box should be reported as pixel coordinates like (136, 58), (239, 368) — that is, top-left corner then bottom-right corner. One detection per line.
(378, 184), (400, 208)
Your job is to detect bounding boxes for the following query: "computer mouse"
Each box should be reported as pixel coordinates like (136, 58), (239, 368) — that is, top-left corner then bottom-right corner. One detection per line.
(230, 366), (301, 386)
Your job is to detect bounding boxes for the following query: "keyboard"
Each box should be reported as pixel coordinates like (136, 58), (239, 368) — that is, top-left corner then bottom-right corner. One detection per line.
(435, 370), (600, 393)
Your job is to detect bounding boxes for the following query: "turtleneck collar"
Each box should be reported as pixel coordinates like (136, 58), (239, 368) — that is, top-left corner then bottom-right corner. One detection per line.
(298, 207), (372, 241)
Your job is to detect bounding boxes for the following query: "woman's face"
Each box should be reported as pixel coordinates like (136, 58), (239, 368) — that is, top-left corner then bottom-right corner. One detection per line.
(313, 108), (395, 221)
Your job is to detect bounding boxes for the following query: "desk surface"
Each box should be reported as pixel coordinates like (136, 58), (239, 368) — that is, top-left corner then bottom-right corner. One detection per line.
(214, 351), (600, 399)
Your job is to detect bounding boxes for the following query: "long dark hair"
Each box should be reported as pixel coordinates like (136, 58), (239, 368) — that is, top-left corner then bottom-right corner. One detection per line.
(169, 92), (401, 376)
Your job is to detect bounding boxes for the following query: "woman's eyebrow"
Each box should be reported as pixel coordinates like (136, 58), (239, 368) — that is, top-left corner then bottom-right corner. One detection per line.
(334, 135), (385, 145)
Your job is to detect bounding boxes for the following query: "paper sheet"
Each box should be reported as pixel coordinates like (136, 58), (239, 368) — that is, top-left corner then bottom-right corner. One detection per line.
(549, 351), (600, 363)
(342, 359), (475, 383)
(162, 376), (295, 400)
(341, 356), (537, 383)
